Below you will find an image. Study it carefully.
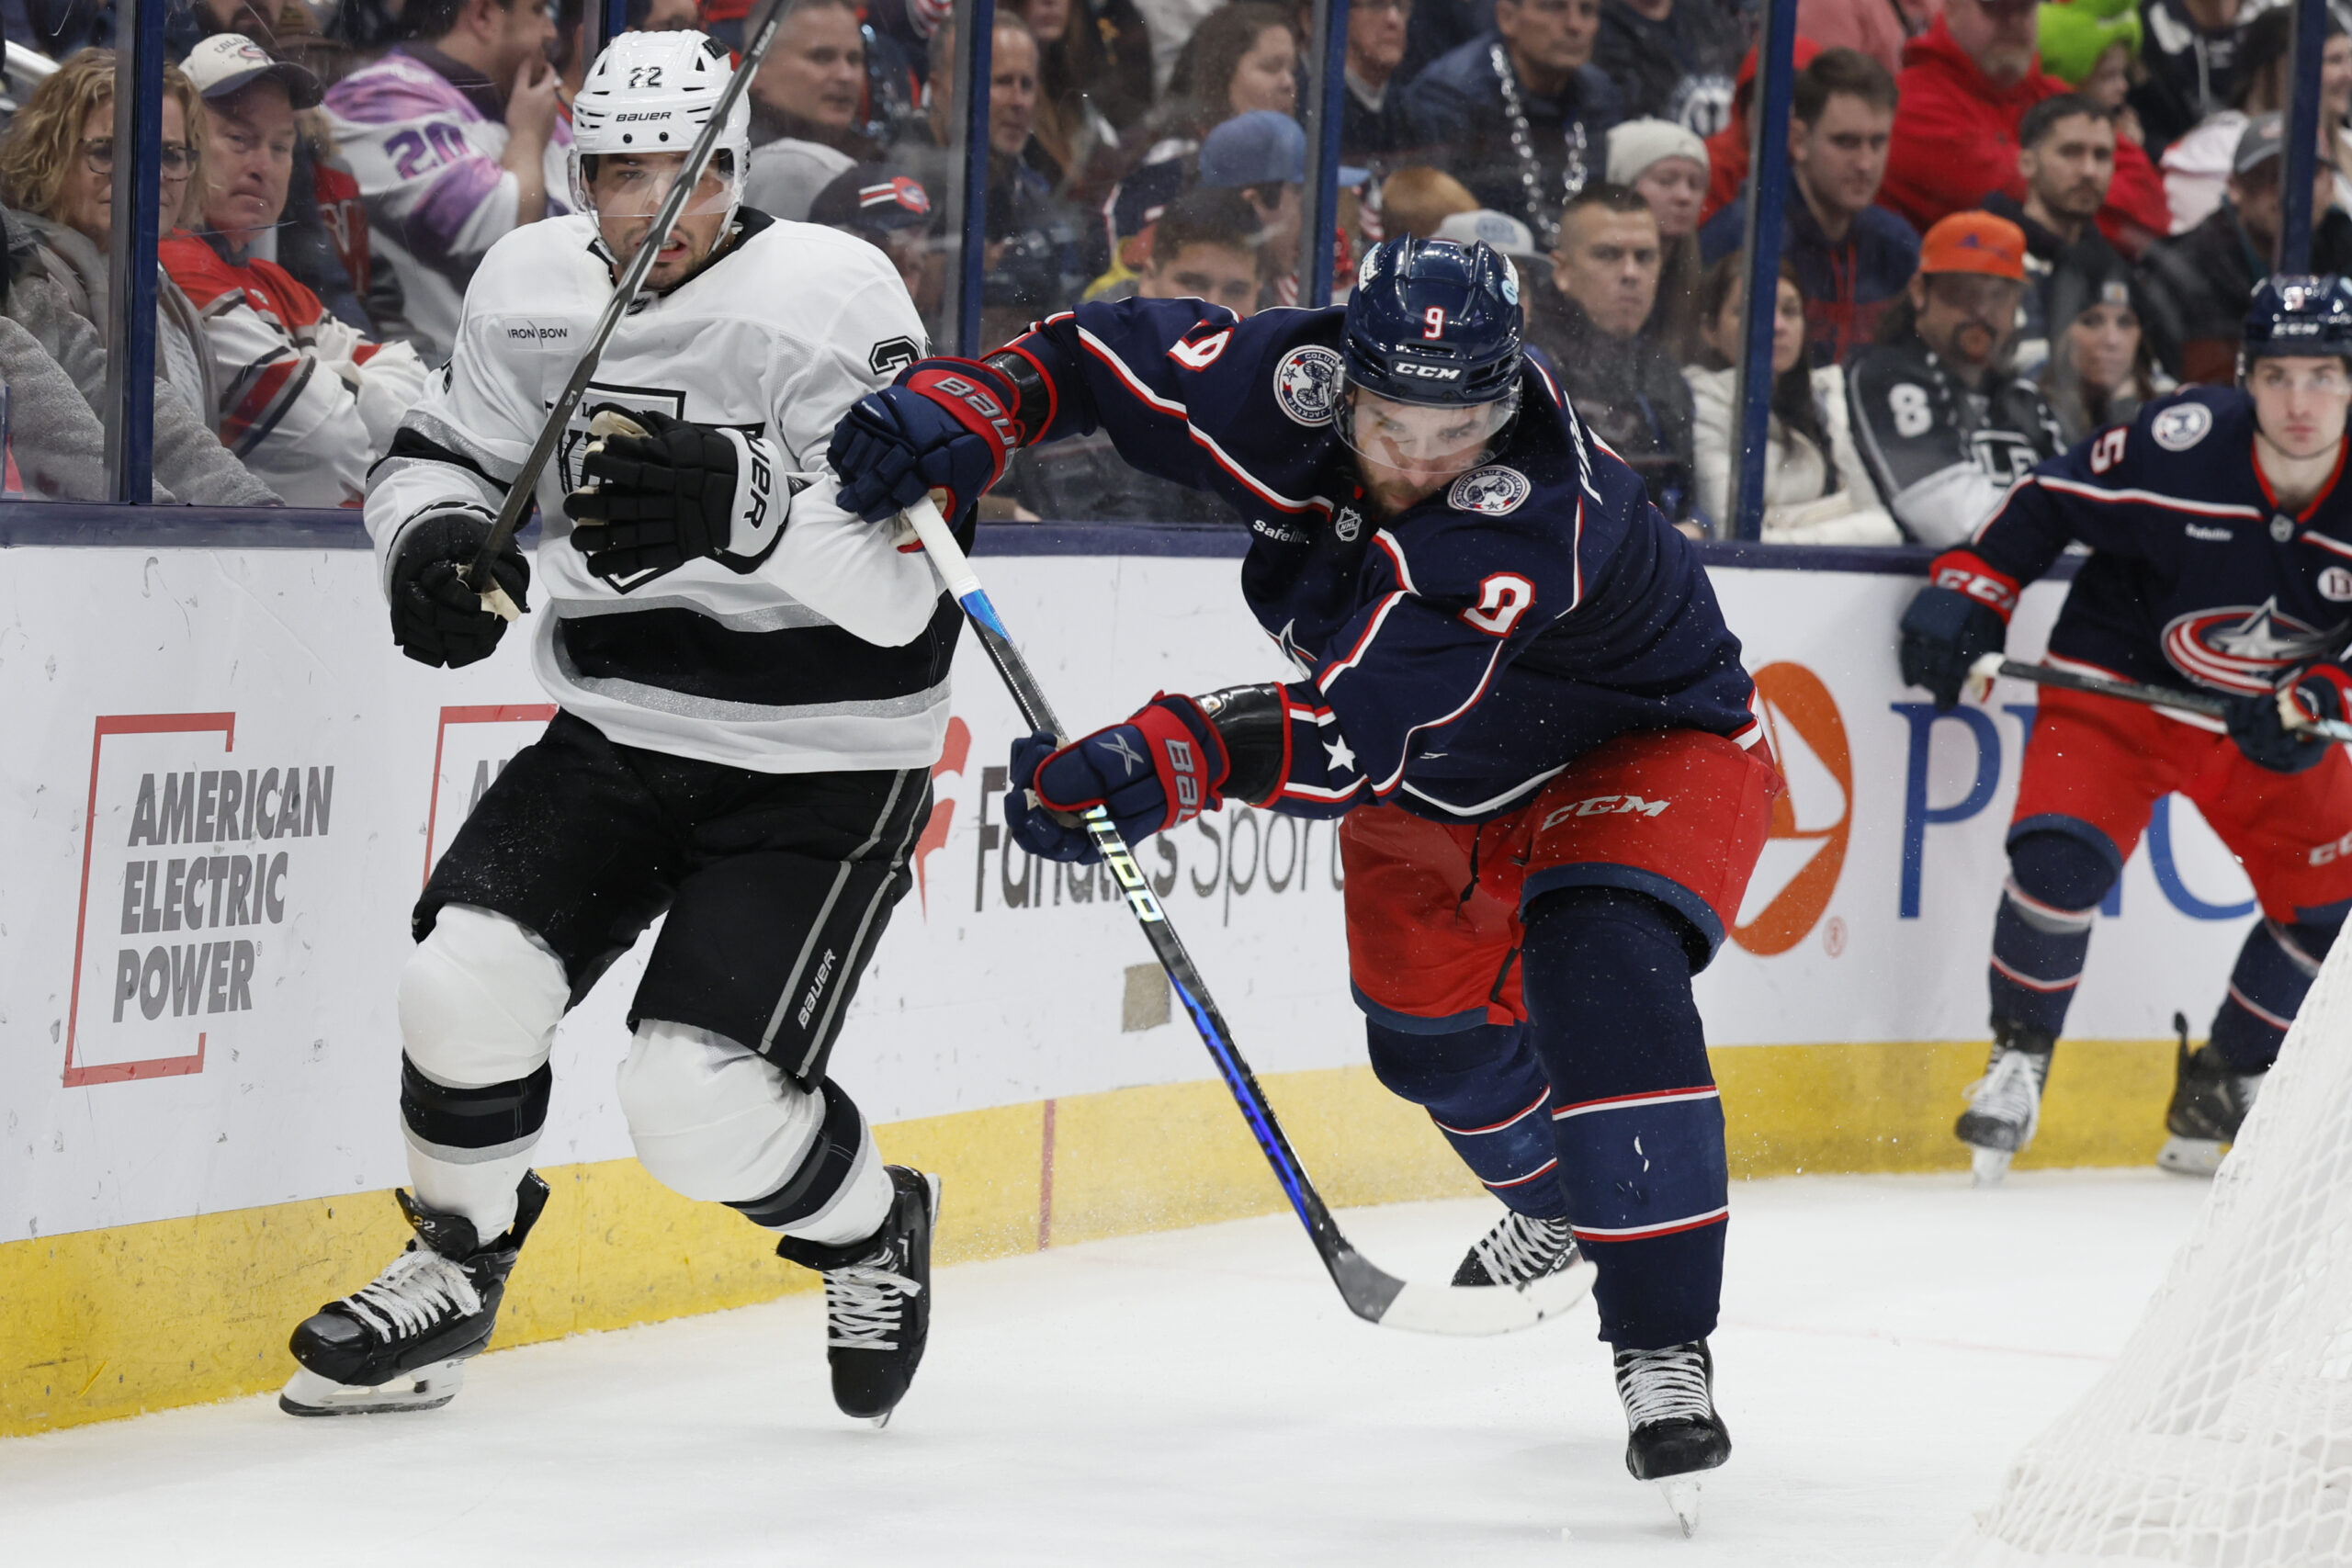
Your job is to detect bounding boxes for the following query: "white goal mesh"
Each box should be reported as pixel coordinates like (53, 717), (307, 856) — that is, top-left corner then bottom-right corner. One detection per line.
(1942, 931), (2352, 1568)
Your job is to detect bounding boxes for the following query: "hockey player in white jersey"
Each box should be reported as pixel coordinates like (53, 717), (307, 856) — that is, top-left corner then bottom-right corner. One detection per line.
(280, 31), (956, 1427)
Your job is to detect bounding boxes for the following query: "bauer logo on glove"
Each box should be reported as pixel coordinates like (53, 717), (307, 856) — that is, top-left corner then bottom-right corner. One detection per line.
(1005, 694), (1233, 863)
(826, 357), (1026, 525)
(564, 406), (789, 584)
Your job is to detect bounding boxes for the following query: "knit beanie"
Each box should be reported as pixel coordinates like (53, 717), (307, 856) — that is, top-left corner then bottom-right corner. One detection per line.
(1605, 118), (1710, 186)
(2038, 0), (2143, 87)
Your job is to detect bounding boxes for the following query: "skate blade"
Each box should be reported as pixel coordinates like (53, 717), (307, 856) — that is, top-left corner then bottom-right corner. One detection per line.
(1658, 1476), (1702, 1537)
(278, 1359), (466, 1416)
(2157, 1135), (2225, 1178)
(1970, 1146), (2016, 1187)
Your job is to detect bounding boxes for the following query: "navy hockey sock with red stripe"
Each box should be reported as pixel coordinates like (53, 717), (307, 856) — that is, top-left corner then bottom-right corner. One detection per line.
(2209, 915), (2342, 1071)
(1520, 886), (1727, 1348)
(1363, 1020), (1566, 1219)
(1987, 829), (2111, 1036)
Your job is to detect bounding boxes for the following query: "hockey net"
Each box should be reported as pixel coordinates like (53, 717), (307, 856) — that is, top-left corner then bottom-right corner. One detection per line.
(1942, 932), (2352, 1568)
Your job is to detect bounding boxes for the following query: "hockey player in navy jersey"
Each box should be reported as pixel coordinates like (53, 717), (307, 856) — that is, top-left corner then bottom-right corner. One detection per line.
(825, 238), (1783, 1515)
(1900, 276), (2352, 1182)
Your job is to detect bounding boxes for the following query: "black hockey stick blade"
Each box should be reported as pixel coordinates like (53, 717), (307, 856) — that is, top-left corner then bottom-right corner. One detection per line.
(458, 0), (796, 618)
(902, 497), (1593, 1336)
(1965, 655), (2352, 743)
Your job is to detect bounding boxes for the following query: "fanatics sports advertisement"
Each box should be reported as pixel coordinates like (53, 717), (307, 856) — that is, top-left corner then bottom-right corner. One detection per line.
(0, 544), (2256, 1244)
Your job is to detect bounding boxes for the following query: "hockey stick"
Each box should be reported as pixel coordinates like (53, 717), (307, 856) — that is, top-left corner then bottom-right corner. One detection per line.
(902, 495), (1592, 1337)
(457, 0), (793, 620)
(1965, 654), (2352, 743)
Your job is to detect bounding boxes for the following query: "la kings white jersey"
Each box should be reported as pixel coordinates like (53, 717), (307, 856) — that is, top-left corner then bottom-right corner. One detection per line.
(366, 210), (949, 773)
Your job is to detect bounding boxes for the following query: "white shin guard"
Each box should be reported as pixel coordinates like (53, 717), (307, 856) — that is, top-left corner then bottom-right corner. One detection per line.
(618, 1020), (889, 1248)
(399, 904), (571, 1241)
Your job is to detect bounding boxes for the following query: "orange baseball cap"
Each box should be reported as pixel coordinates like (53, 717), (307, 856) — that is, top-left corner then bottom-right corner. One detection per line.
(1918, 211), (2028, 281)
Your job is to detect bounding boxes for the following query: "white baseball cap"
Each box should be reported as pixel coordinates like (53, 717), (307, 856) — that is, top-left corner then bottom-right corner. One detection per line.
(179, 35), (324, 109)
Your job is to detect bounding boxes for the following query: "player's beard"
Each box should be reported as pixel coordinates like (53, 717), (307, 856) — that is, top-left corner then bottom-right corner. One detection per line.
(1361, 471), (1439, 517)
(1357, 457), (1475, 518)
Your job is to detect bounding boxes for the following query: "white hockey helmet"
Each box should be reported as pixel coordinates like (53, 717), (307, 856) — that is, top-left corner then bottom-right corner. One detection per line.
(570, 29), (752, 233)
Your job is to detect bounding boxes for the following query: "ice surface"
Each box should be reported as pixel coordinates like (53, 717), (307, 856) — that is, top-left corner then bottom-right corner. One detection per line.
(0, 1171), (2209, 1566)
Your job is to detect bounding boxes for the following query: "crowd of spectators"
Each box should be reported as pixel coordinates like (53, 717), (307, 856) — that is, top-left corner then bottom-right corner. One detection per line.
(0, 0), (2343, 532)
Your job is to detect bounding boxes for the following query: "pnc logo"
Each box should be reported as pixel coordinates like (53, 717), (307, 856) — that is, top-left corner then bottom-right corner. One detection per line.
(1730, 661), (1852, 957)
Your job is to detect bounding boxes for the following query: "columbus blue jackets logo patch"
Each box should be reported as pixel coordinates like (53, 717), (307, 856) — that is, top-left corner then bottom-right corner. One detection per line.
(2151, 402), (2213, 451)
(2163, 599), (2340, 694)
(1272, 346), (1343, 426)
(1448, 466), (1532, 516)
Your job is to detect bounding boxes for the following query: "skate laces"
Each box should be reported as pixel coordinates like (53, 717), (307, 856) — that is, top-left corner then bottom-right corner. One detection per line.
(823, 1248), (922, 1353)
(1473, 1213), (1575, 1286)
(339, 1247), (482, 1342)
(1615, 1345), (1713, 1429)
(1963, 1048), (2046, 1138)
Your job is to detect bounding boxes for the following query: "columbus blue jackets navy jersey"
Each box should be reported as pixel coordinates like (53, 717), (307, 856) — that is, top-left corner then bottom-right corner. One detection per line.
(1933, 386), (2352, 707)
(997, 299), (1763, 821)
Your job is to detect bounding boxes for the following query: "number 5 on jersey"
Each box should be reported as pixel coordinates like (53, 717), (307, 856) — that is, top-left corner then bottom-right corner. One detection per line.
(2089, 427), (2127, 473)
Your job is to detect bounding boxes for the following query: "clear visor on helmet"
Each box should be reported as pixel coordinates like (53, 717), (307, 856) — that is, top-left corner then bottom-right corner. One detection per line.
(2240, 352), (2352, 395)
(1333, 377), (1520, 470)
(573, 147), (744, 240)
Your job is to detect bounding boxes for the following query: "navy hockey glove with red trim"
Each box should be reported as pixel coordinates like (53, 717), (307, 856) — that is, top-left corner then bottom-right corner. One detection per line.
(1900, 578), (2011, 712)
(388, 510), (529, 670)
(2229, 667), (2350, 773)
(827, 358), (1023, 525)
(1005, 733), (1096, 863)
(1006, 694), (1232, 860)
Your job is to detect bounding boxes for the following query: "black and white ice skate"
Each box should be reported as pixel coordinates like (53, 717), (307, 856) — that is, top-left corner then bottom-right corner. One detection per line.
(1615, 1339), (1730, 1537)
(1452, 1210), (1592, 1308)
(775, 1166), (940, 1427)
(1956, 1019), (2056, 1186)
(279, 1172), (549, 1416)
(2159, 1012), (2266, 1178)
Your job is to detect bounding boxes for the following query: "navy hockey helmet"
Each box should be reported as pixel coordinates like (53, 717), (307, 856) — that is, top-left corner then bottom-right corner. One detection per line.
(2241, 275), (2352, 374)
(1341, 238), (1525, 408)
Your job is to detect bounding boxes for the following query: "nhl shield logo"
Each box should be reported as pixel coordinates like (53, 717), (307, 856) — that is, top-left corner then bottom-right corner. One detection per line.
(1448, 465), (1532, 516)
(1333, 504), (1364, 542)
(2151, 401), (2213, 452)
(1272, 345), (1344, 426)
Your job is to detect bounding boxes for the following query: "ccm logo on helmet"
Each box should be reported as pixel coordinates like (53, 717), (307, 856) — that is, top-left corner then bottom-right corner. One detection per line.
(1540, 794), (1671, 830)
(1395, 363), (1463, 380)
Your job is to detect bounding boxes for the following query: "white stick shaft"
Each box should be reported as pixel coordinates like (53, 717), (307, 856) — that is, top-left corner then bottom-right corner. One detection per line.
(905, 495), (982, 601)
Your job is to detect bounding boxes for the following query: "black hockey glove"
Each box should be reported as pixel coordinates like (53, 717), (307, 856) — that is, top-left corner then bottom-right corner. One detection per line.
(388, 511), (529, 670)
(1899, 585), (2007, 711)
(2227, 670), (2348, 774)
(563, 409), (786, 581)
